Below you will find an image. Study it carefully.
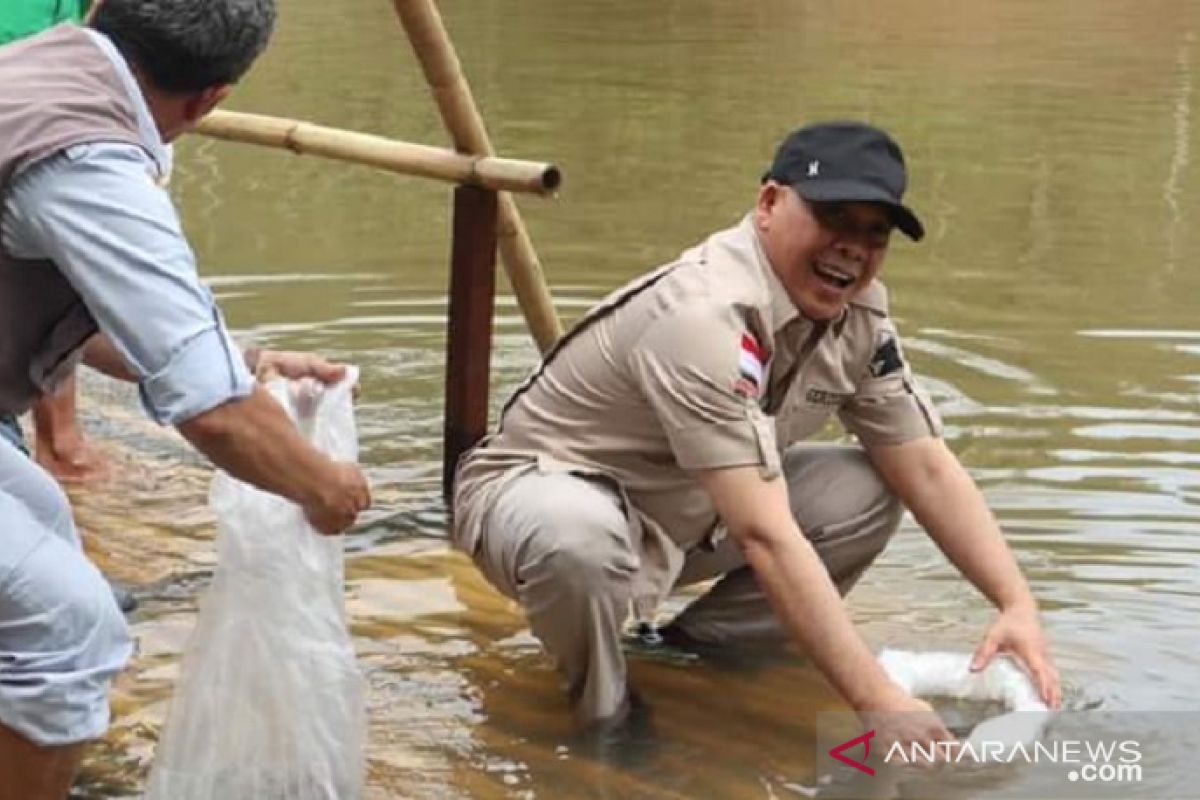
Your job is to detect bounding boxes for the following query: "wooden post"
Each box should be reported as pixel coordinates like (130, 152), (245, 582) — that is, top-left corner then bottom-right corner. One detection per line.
(443, 186), (497, 499)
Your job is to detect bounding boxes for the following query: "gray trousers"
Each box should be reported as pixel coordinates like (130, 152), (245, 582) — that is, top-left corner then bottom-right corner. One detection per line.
(473, 444), (903, 724)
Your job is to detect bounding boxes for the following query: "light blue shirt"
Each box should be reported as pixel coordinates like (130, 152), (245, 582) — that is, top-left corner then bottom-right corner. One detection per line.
(0, 29), (253, 426)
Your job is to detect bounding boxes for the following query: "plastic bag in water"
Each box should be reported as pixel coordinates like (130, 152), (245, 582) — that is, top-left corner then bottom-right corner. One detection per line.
(878, 648), (1051, 751)
(145, 370), (366, 800)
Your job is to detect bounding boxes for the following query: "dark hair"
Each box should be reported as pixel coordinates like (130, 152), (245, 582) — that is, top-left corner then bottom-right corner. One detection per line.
(91, 0), (276, 93)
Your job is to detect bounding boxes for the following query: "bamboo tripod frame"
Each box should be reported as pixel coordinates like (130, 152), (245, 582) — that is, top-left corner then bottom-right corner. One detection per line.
(195, 111), (561, 196)
(390, 0), (564, 354)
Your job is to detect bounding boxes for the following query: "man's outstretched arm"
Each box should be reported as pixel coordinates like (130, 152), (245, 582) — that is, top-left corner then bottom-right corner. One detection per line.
(177, 385), (369, 535)
(696, 464), (952, 747)
(867, 436), (1062, 708)
(82, 333), (369, 535)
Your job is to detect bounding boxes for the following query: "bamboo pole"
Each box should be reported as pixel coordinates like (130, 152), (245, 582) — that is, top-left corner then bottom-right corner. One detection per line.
(391, 0), (563, 353)
(195, 110), (561, 196)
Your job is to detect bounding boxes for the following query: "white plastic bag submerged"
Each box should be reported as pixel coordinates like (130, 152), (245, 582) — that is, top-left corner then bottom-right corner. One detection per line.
(878, 648), (1051, 751)
(146, 370), (366, 800)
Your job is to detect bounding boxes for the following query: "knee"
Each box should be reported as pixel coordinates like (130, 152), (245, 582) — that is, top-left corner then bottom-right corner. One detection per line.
(877, 489), (904, 540)
(530, 522), (639, 596)
(835, 456), (903, 555)
(55, 569), (131, 671)
(496, 475), (638, 595)
(859, 498), (902, 568)
(859, 458), (903, 549)
(785, 444), (902, 536)
(0, 551), (132, 746)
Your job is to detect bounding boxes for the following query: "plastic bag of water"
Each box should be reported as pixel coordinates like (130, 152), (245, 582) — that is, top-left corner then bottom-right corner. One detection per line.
(145, 370), (366, 800)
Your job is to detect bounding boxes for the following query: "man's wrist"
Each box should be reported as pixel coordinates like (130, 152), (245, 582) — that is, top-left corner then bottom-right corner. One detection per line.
(843, 661), (906, 711)
(848, 676), (905, 713)
(998, 595), (1039, 616)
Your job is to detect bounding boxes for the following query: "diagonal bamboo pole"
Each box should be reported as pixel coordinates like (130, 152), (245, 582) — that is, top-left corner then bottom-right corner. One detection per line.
(391, 0), (563, 353)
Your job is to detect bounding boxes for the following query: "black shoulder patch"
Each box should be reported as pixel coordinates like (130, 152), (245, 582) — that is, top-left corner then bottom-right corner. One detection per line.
(869, 336), (904, 378)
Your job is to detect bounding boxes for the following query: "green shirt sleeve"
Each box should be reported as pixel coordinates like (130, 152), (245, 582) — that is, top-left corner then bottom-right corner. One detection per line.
(0, 0), (87, 47)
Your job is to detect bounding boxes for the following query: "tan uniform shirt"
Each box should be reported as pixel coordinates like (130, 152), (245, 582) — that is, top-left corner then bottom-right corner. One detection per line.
(453, 215), (941, 617)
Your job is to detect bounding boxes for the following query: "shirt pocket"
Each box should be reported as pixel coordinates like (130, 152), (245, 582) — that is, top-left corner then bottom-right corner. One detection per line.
(775, 394), (838, 445)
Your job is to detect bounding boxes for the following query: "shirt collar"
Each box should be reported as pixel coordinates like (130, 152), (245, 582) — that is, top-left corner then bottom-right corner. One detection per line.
(81, 28), (174, 181)
(740, 214), (850, 337)
(733, 214), (802, 335)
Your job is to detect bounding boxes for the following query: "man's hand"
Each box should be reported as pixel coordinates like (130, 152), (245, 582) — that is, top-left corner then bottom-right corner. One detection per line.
(858, 685), (956, 764)
(971, 604), (1062, 709)
(869, 438), (1063, 710)
(303, 461), (371, 536)
(179, 386), (371, 536)
(246, 348), (348, 386)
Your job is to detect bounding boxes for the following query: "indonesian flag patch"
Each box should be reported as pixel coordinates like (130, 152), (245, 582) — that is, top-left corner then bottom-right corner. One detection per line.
(734, 332), (767, 399)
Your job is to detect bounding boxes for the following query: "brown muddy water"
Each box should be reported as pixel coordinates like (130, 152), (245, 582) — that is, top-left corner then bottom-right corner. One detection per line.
(42, 0), (1200, 797)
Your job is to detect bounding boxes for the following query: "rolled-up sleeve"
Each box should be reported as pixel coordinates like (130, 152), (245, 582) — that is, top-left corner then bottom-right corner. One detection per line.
(4, 143), (253, 425)
(627, 304), (779, 476)
(840, 318), (942, 447)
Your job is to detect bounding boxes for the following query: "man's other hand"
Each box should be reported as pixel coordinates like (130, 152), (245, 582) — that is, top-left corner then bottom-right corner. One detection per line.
(859, 686), (956, 765)
(247, 348), (348, 386)
(971, 605), (1062, 709)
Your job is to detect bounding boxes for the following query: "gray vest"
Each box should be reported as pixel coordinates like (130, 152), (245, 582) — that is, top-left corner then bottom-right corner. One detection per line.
(0, 24), (143, 414)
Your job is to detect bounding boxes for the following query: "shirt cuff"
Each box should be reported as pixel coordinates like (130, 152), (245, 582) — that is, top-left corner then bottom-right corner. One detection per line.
(137, 322), (253, 426)
(841, 393), (944, 447)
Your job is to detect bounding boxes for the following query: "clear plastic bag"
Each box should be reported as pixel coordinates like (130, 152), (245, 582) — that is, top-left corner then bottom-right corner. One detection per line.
(145, 369), (366, 800)
(878, 648), (1051, 750)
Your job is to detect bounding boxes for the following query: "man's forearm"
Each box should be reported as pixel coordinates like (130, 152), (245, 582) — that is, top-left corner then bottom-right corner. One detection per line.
(81, 334), (138, 382)
(177, 385), (333, 508)
(917, 470), (1034, 610)
(698, 466), (907, 709)
(739, 524), (901, 708)
(872, 438), (1036, 612)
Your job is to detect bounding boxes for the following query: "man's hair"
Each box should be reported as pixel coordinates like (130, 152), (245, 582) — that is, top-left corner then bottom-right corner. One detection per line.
(91, 0), (276, 93)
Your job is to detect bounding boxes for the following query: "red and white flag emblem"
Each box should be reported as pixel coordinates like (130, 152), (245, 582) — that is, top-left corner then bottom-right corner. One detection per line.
(734, 332), (767, 398)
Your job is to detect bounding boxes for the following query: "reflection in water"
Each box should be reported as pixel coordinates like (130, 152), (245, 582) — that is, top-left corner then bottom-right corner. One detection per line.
(58, 0), (1200, 797)
(1163, 30), (1194, 272)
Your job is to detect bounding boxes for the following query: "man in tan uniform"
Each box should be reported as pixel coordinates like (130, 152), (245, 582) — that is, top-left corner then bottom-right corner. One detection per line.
(453, 121), (1061, 748)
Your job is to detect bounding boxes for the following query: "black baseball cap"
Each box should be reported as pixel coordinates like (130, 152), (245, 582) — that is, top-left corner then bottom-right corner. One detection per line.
(763, 121), (925, 241)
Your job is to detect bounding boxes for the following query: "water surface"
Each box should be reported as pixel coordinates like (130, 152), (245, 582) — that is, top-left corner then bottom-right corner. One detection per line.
(61, 1), (1200, 797)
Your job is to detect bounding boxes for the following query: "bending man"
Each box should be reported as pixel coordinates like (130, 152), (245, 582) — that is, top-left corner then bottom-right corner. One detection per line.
(453, 121), (1061, 747)
(0, 2), (370, 798)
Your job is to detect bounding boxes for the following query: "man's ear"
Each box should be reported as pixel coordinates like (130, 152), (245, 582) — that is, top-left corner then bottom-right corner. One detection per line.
(182, 84), (232, 126)
(755, 180), (784, 230)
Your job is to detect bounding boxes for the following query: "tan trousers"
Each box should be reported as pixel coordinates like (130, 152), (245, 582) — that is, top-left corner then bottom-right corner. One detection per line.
(472, 444), (903, 724)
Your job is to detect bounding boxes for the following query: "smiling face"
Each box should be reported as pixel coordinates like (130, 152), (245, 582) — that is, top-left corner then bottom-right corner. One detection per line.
(754, 182), (894, 320)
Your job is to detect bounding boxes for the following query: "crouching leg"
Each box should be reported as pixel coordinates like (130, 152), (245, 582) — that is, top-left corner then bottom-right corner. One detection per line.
(0, 493), (132, 800)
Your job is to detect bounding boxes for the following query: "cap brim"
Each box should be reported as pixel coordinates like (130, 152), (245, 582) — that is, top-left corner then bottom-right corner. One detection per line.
(791, 179), (925, 242)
